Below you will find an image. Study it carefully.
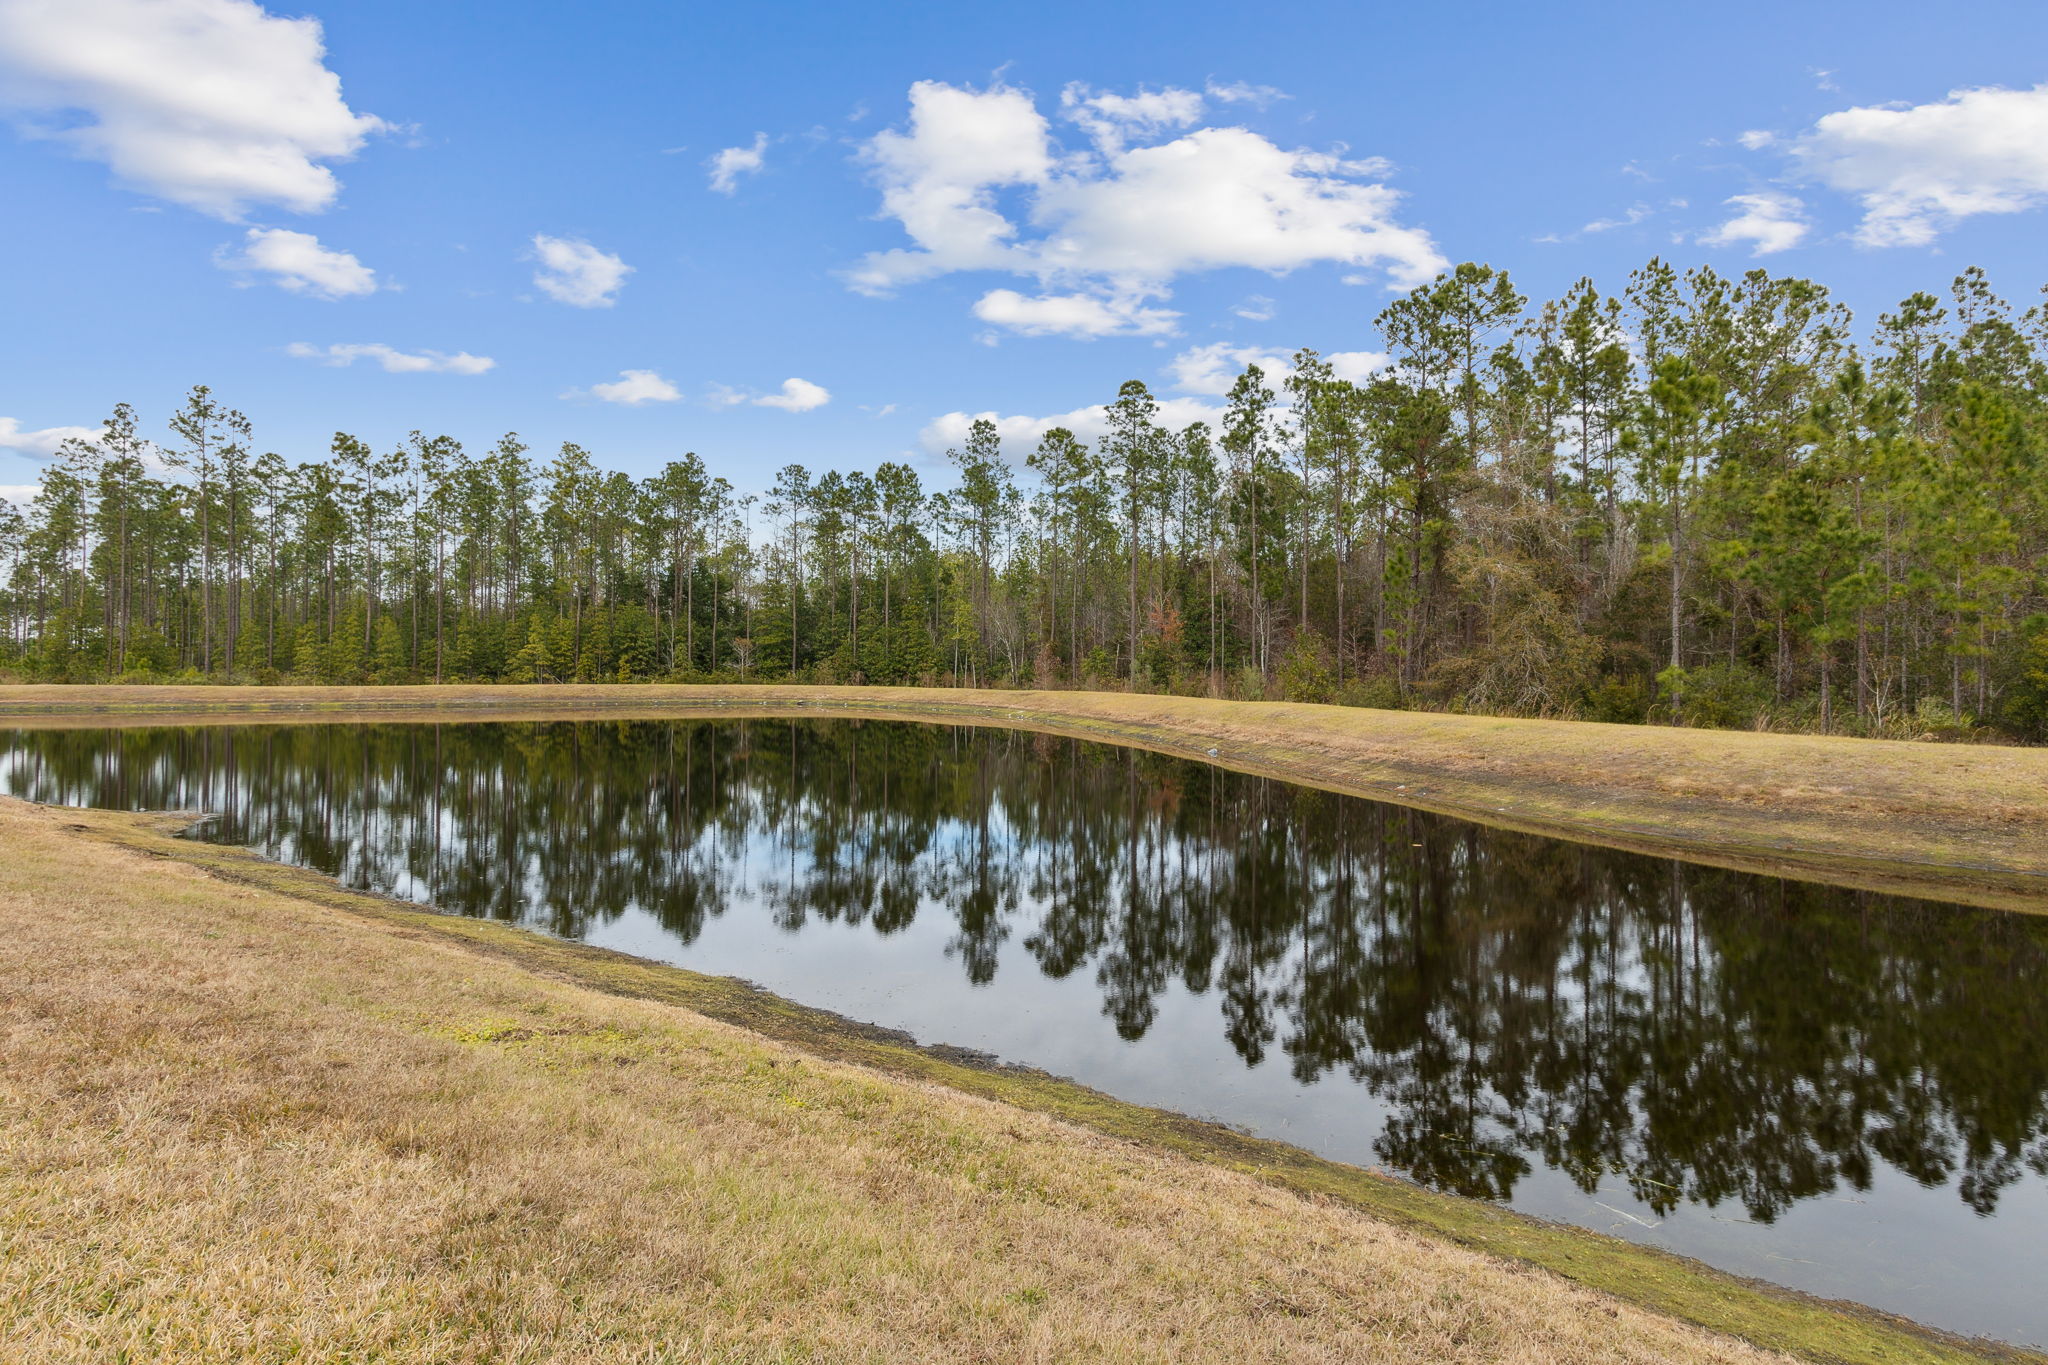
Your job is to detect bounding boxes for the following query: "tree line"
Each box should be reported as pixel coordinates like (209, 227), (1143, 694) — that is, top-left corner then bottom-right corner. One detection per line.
(4, 257), (2046, 736)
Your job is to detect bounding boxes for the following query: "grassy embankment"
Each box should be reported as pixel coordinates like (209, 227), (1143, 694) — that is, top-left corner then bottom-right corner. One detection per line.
(4, 682), (2046, 911)
(4, 797), (2036, 1365)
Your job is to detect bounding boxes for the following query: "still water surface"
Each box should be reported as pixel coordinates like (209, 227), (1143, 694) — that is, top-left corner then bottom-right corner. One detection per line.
(5, 718), (2045, 1345)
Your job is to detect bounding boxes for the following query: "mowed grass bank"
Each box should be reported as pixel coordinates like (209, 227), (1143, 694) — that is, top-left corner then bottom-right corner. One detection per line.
(2, 800), (2029, 1365)
(4, 682), (2046, 911)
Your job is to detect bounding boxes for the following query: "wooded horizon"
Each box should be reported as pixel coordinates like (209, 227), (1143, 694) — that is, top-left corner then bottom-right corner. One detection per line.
(5, 258), (2044, 739)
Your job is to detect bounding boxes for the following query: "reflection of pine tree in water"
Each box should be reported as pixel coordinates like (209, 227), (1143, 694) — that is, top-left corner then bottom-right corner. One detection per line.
(7, 719), (2048, 1221)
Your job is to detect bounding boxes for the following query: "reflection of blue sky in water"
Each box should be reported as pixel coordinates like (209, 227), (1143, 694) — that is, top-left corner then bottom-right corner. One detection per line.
(582, 863), (2045, 1349)
(4, 717), (2045, 1348)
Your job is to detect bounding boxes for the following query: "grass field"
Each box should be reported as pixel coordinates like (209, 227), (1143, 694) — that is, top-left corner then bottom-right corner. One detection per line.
(4, 682), (2045, 911)
(5, 795), (2032, 1364)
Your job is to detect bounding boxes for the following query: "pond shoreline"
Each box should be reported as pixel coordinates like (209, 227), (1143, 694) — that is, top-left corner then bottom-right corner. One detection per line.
(4, 682), (2045, 913)
(4, 793), (2032, 1364)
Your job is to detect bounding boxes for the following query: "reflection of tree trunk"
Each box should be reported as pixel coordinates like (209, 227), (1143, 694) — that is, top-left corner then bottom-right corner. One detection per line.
(1250, 478), (1265, 679)
(1668, 493), (1683, 721)
(1299, 473), (1310, 638)
(1333, 483), (1346, 685)
(20, 719), (2047, 1232)
(1952, 594), (1964, 716)
(1405, 505), (1423, 690)
(1205, 534), (1216, 690)
(1820, 646), (1833, 732)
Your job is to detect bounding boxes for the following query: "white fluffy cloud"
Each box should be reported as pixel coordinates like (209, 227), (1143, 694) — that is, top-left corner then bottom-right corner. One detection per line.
(1029, 129), (1430, 284)
(531, 234), (632, 307)
(0, 415), (97, 456)
(707, 132), (767, 194)
(919, 396), (1224, 454)
(851, 80), (1443, 336)
(852, 81), (1052, 293)
(1699, 191), (1809, 256)
(753, 377), (830, 412)
(1166, 343), (1386, 396)
(971, 288), (1178, 338)
(712, 377), (832, 412)
(1060, 81), (1203, 152)
(0, 0), (383, 218)
(0, 416), (176, 475)
(921, 341), (1389, 455)
(1791, 84), (2048, 246)
(286, 342), (494, 375)
(581, 369), (681, 405)
(215, 226), (376, 297)
(0, 483), (39, 504)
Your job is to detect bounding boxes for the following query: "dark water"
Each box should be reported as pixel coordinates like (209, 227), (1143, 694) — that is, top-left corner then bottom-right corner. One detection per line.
(5, 719), (2045, 1346)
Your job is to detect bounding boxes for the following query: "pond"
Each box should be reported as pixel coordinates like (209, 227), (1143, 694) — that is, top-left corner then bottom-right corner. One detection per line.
(4, 717), (2044, 1347)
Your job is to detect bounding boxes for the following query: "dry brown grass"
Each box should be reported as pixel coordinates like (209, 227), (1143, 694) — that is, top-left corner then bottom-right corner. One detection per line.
(0, 796), (1817, 1365)
(4, 682), (2046, 911)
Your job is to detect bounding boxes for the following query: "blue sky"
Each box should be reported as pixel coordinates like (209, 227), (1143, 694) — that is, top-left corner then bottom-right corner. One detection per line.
(4, 0), (2048, 498)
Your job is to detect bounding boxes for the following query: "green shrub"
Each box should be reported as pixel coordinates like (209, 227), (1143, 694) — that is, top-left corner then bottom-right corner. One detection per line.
(1911, 694), (1978, 741)
(1337, 673), (1406, 711)
(1277, 632), (1335, 704)
(2000, 627), (2048, 741)
(1582, 674), (1648, 724)
(1657, 663), (1770, 729)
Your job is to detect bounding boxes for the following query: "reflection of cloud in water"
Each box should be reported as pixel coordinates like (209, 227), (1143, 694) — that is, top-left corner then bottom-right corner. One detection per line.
(6, 715), (2047, 1236)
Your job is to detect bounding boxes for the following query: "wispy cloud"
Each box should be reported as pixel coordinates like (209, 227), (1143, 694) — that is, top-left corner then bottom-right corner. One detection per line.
(707, 132), (768, 194)
(286, 342), (493, 374)
(1699, 191), (1809, 255)
(0, 416), (98, 457)
(567, 369), (681, 405)
(711, 377), (831, 412)
(216, 227), (377, 298)
(530, 234), (632, 307)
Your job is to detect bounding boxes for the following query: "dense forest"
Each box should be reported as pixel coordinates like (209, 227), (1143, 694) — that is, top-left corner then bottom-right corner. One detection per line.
(4, 258), (2046, 737)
